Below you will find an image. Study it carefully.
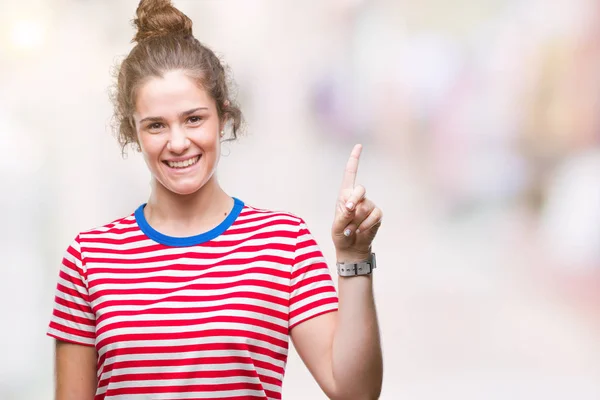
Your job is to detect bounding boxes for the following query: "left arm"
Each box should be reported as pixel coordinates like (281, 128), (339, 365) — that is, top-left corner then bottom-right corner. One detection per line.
(291, 144), (384, 400)
(291, 273), (382, 400)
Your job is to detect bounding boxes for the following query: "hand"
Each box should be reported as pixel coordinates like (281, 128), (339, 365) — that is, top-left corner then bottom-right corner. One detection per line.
(332, 144), (383, 262)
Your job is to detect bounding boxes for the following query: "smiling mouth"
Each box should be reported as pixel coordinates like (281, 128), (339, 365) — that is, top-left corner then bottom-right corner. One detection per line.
(163, 155), (201, 169)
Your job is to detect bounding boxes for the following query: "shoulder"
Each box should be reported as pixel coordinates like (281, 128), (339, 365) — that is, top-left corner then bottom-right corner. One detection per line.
(239, 202), (305, 225)
(236, 202), (314, 238)
(59, 210), (138, 264)
(76, 210), (139, 242)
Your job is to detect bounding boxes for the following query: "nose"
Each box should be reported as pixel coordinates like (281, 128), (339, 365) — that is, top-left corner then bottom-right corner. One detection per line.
(167, 125), (190, 154)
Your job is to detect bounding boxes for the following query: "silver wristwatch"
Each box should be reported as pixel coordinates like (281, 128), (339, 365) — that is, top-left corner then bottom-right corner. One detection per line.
(336, 253), (376, 277)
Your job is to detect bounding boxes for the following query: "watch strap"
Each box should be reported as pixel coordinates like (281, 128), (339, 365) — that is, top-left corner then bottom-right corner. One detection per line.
(336, 253), (376, 277)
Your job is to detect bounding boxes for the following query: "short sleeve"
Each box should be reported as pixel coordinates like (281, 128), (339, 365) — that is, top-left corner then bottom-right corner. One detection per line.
(47, 236), (96, 346)
(289, 219), (339, 330)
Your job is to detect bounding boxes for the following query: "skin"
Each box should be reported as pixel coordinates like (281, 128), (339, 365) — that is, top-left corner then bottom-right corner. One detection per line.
(55, 341), (97, 400)
(55, 70), (383, 400)
(290, 144), (384, 400)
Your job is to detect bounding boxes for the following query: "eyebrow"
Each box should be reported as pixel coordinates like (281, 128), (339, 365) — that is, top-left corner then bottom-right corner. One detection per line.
(139, 107), (209, 124)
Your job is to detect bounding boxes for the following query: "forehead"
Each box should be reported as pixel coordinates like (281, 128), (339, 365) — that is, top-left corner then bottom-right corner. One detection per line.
(135, 70), (214, 116)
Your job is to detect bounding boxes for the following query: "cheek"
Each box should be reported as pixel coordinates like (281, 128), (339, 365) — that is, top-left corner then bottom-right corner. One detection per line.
(136, 129), (148, 151)
(199, 134), (222, 169)
(138, 134), (164, 163)
(192, 128), (220, 151)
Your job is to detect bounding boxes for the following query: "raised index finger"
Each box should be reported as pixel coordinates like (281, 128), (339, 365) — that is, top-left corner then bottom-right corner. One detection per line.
(341, 144), (362, 190)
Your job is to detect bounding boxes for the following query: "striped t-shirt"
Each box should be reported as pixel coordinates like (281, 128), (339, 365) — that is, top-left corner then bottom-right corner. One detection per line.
(47, 198), (339, 399)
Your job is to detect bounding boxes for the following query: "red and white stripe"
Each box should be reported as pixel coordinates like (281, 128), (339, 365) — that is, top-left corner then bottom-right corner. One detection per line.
(48, 204), (338, 400)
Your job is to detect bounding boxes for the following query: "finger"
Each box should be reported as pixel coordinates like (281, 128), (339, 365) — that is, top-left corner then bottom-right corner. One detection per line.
(341, 144), (362, 190)
(333, 187), (367, 234)
(356, 207), (383, 234)
(341, 200), (373, 237)
(343, 184), (366, 212)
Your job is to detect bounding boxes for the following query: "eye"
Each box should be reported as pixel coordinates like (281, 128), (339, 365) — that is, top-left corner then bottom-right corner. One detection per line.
(148, 122), (164, 131)
(187, 116), (202, 124)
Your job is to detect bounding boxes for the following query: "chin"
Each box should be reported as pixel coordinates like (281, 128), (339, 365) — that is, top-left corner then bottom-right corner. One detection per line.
(158, 173), (214, 196)
(154, 163), (215, 196)
(166, 181), (207, 196)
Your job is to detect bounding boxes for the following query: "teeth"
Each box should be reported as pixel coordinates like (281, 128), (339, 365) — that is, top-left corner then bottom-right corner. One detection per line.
(167, 156), (199, 169)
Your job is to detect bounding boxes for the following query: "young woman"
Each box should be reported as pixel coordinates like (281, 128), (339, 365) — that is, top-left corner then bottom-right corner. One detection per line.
(48, 1), (383, 399)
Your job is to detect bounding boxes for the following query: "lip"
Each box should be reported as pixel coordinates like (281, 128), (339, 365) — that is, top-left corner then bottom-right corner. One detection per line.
(162, 154), (202, 172)
(162, 155), (201, 163)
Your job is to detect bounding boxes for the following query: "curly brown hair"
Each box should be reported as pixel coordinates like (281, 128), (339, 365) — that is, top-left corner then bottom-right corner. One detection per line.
(111, 0), (243, 154)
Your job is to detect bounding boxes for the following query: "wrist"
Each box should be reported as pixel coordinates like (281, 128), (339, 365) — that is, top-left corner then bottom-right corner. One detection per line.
(336, 252), (377, 277)
(335, 249), (372, 263)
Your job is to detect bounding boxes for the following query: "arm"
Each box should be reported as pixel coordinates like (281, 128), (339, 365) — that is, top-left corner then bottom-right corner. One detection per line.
(48, 236), (98, 400)
(291, 144), (384, 399)
(291, 274), (382, 400)
(55, 340), (97, 400)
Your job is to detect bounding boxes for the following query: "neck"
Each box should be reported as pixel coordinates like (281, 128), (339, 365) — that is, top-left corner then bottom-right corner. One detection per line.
(145, 175), (233, 237)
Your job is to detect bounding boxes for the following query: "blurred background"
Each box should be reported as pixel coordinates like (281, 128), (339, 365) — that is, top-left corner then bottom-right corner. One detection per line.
(1, 0), (599, 398)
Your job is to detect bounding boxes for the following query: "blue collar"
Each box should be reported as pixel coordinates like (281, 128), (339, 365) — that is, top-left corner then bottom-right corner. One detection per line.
(134, 197), (244, 247)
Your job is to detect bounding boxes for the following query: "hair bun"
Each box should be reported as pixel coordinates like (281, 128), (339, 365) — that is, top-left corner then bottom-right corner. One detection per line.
(133, 0), (193, 43)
